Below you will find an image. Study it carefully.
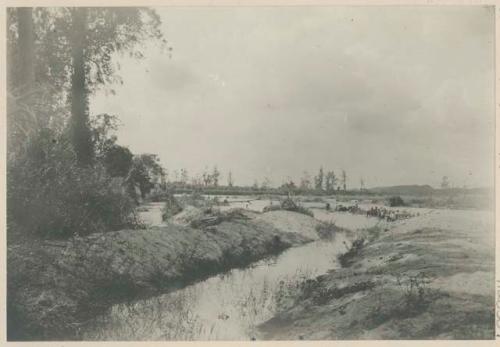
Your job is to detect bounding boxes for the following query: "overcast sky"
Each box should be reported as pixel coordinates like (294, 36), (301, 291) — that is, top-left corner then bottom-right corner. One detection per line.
(90, 6), (494, 188)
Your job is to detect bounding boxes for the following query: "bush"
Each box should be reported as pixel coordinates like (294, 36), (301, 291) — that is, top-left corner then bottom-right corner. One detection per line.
(7, 133), (138, 239)
(315, 221), (342, 239)
(337, 237), (365, 267)
(263, 197), (314, 217)
(161, 194), (183, 220)
(189, 208), (250, 229)
(388, 196), (405, 207)
(396, 272), (432, 312)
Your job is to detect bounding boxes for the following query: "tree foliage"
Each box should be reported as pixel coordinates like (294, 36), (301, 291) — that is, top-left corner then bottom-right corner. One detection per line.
(6, 7), (168, 238)
(127, 154), (165, 199)
(7, 7), (168, 165)
(325, 170), (337, 193)
(314, 167), (324, 191)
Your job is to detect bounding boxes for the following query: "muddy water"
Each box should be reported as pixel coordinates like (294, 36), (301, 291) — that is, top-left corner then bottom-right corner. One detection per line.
(84, 235), (350, 340)
(85, 198), (376, 340)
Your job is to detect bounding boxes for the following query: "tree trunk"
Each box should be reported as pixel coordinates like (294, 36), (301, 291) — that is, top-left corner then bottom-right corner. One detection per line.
(16, 8), (35, 90)
(70, 7), (93, 167)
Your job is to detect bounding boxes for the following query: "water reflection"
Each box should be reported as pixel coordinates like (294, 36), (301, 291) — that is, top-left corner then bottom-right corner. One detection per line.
(84, 234), (349, 340)
(90, 195), (382, 340)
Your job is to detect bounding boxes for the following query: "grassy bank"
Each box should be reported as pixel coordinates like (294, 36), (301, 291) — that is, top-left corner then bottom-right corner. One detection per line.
(8, 210), (320, 341)
(258, 209), (495, 340)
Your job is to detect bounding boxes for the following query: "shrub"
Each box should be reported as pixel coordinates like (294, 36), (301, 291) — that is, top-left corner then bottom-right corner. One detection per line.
(161, 194), (183, 220)
(263, 197), (314, 217)
(7, 133), (138, 239)
(315, 221), (342, 239)
(337, 237), (365, 267)
(388, 196), (405, 207)
(396, 272), (432, 312)
(189, 208), (250, 229)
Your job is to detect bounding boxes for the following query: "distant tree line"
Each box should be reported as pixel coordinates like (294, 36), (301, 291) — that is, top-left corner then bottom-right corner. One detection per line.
(277, 167), (348, 194)
(156, 165), (355, 196)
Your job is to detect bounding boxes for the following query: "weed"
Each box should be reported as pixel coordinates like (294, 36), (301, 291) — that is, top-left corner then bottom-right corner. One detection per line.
(315, 221), (343, 239)
(161, 194), (183, 220)
(337, 237), (365, 267)
(396, 272), (432, 313)
(263, 197), (314, 217)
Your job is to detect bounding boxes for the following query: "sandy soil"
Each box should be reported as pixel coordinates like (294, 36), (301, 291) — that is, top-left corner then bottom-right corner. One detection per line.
(256, 210), (321, 240)
(258, 208), (495, 340)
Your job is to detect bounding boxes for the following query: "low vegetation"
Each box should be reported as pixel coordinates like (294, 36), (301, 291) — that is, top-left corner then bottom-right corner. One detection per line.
(337, 237), (365, 267)
(258, 210), (495, 340)
(388, 196), (405, 207)
(7, 127), (140, 239)
(8, 212), (314, 340)
(315, 221), (343, 239)
(161, 194), (183, 220)
(263, 197), (314, 217)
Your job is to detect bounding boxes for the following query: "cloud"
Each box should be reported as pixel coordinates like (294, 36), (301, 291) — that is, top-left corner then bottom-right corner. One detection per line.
(90, 6), (494, 188)
(148, 58), (197, 91)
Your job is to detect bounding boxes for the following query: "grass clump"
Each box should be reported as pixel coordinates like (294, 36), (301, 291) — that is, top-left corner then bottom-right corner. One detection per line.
(396, 272), (433, 313)
(337, 237), (365, 267)
(315, 221), (342, 239)
(365, 272), (435, 330)
(161, 194), (183, 221)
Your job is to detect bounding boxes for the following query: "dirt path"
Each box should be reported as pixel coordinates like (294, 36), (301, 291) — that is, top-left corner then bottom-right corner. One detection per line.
(257, 209), (495, 340)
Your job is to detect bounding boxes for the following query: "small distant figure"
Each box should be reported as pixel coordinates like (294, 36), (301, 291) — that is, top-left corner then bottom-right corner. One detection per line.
(326, 202), (331, 211)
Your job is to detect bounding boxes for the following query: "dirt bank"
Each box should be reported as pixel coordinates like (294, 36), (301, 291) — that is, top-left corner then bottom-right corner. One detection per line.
(8, 210), (320, 341)
(258, 209), (495, 340)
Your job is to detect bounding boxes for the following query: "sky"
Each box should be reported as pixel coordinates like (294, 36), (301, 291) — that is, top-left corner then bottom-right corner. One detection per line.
(90, 6), (495, 189)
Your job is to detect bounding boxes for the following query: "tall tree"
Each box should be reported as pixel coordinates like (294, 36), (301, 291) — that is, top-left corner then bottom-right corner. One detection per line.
(180, 168), (189, 185)
(16, 8), (35, 90)
(7, 8), (37, 159)
(103, 144), (133, 177)
(127, 153), (165, 199)
(69, 8), (93, 166)
(10, 7), (167, 165)
(325, 170), (337, 193)
(341, 170), (347, 192)
(314, 167), (324, 191)
(202, 168), (211, 186)
(227, 171), (234, 187)
(211, 166), (220, 187)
